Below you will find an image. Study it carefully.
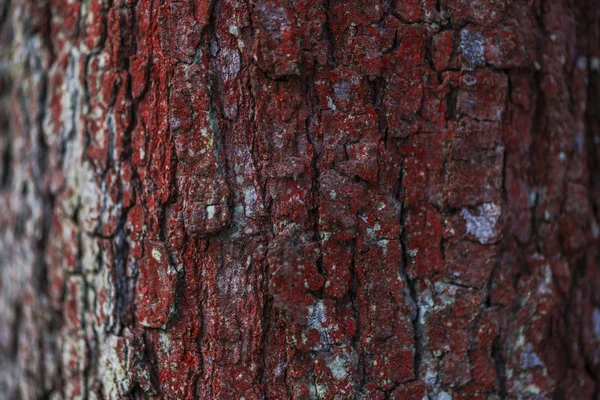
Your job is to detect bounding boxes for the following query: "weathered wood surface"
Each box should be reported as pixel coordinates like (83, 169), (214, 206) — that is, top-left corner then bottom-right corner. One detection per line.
(0, 0), (599, 398)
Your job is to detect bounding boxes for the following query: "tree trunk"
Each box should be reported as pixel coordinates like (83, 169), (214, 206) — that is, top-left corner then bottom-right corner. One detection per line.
(1, 0), (599, 398)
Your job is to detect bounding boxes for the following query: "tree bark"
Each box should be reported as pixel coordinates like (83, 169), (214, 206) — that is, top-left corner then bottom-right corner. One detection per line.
(1, 0), (600, 398)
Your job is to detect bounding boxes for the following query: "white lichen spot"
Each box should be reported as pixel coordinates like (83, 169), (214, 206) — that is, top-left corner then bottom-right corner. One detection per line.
(206, 205), (217, 220)
(318, 230), (332, 241)
(378, 239), (388, 256)
(540, 263), (553, 291)
(516, 327), (526, 347)
(159, 331), (172, 354)
(524, 383), (541, 395)
(307, 300), (331, 347)
(152, 248), (162, 262)
(529, 191), (537, 207)
(423, 363), (437, 386)
(327, 97), (337, 111)
(461, 203), (501, 244)
(437, 392), (452, 400)
(316, 384), (328, 398)
(558, 151), (566, 161)
(229, 25), (239, 36)
(274, 363), (284, 377)
(328, 355), (348, 380)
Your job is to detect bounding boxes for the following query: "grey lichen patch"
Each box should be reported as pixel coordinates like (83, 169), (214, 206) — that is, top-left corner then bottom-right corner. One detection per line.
(461, 203), (501, 244)
(520, 342), (544, 369)
(220, 50), (241, 81)
(460, 29), (485, 69)
(99, 334), (133, 400)
(437, 392), (453, 400)
(327, 353), (349, 381)
(593, 308), (600, 338)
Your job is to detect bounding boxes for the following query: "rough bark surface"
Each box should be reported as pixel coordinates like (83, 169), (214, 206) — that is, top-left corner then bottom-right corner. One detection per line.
(0, 0), (600, 399)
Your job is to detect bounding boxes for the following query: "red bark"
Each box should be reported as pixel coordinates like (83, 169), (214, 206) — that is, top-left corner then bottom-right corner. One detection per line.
(0, 0), (600, 399)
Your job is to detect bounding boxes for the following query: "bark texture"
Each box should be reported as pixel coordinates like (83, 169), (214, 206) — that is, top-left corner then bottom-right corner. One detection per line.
(1, 0), (600, 399)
